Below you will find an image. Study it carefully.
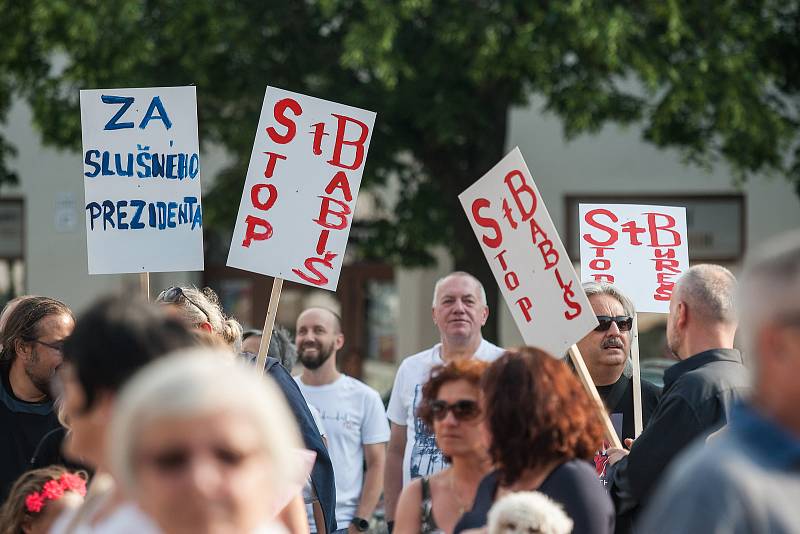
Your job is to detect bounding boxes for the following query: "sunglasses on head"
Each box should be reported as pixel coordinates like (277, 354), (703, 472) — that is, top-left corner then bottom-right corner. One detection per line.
(594, 315), (633, 332)
(429, 399), (481, 422)
(157, 286), (210, 322)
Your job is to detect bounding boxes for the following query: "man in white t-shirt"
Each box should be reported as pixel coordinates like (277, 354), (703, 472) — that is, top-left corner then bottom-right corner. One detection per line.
(383, 271), (504, 528)
(294, 307), (390, 534)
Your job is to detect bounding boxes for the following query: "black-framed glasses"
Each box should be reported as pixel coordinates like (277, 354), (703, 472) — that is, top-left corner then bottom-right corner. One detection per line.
(594, 315), (633, 332)
(157, 287), (210, 322)
(25, 338), (65, 353)
(429, 399), (481, 422)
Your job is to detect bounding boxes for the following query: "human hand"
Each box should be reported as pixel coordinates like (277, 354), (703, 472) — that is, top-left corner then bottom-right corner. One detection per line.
(606, 447), (629, 465)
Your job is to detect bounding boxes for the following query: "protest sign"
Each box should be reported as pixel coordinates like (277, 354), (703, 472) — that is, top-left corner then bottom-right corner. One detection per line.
(460, 147), (621, 448)
(226, 87), (375, 369)
(226, 86), (376, 291)
(459, 147), (597, 356)
(578, 203), (689, 314)
(579, 204), (688, 436)
(80, 86), (204, 277)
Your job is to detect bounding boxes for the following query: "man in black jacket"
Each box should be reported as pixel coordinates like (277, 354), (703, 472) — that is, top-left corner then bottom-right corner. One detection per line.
(606, 264), (750, 529)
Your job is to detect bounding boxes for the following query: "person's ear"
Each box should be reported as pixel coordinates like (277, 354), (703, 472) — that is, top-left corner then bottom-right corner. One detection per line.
(14, 338), (32, 360)
(198, 321), (213, 333)
(479, 305), (489, 326)
(677, 301), (688, 329)
(335, 332), (345, 351)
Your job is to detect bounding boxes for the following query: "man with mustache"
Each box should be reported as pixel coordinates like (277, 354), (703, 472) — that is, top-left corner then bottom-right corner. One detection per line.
(0, 296), (74, 501)
(295, 307), (390, 533)
(576, 282), (662, 447)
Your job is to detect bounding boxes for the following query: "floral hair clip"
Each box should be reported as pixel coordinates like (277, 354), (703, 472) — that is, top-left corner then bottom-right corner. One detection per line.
(25, 473), (87, 513)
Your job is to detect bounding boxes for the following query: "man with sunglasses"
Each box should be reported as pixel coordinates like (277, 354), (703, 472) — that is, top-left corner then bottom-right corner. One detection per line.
(575, 283), (661, 485)
(0, 296), (74, 501)
(606, 264), (750, 532)
(384, 271), (504, 531)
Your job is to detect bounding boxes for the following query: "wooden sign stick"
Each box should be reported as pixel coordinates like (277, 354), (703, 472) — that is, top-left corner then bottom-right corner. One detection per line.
(139, 272), (150, 301)
(567, 345), (623, 449)
(631, 314), (643, 438)
(255, 277), (284, 373)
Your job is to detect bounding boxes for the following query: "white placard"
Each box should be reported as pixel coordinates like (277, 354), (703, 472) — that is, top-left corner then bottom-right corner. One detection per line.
(459, 147), (598, 356)
(80, 86), (204, 274)
(579, 204), (689, 313)
(227, 87), (376, 290)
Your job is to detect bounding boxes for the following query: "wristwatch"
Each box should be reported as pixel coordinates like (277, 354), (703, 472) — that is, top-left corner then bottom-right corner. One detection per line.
(351, 517), (369, 532)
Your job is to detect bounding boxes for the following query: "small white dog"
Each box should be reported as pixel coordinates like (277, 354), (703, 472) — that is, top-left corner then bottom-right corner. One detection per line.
(487, 491), (573, 534)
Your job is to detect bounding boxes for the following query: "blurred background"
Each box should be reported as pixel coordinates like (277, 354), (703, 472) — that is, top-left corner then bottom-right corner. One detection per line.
(0, 1), (798, 392)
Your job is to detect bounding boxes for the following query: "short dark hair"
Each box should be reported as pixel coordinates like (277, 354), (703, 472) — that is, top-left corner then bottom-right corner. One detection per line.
(0, 297), (73, 362)
(63, 296), (197, 412)
(482, 348), (605, 486)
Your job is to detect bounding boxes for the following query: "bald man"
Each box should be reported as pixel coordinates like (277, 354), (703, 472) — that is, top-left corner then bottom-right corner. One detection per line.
(606, 265), (751, 530)
(294, 307), (390, 533)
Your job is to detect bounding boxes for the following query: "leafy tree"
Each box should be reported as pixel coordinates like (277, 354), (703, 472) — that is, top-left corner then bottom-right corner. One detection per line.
(1, 0), (798, 340)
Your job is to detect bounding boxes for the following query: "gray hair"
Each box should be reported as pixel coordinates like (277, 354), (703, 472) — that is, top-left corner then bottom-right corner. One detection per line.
(432, 271), (487, 308)
(109, 350), (303, 498)
(739, 230), (800, 353)
(156, 286), (243, 353)
(581, 281), (636, 317)
(675, 264), (737, 324)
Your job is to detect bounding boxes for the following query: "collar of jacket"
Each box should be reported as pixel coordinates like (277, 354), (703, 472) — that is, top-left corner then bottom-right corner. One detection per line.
(663, 348), (743, 389)
(731, 402), (800, 468)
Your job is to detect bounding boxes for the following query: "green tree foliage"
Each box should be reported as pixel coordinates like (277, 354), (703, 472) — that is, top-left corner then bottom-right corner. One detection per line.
(1, 0), (797, 339)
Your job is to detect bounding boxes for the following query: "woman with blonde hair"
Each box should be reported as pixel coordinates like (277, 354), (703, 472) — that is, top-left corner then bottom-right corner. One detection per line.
(155, 286), (243, 352)
(109, 349), (307, 533)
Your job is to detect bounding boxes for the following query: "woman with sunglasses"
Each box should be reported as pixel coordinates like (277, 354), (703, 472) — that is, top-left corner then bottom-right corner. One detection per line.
(394, 359), (491, 534)
(156, 286), (243, 353)
(454, 348), (614, 534)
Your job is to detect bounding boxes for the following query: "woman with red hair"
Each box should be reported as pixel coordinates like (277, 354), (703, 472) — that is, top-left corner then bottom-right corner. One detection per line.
(454, 347), (614, 533)
(394, 359), (492, 534)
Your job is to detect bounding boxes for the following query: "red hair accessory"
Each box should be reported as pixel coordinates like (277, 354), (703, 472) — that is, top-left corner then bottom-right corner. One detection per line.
(24, 473), (87, 513)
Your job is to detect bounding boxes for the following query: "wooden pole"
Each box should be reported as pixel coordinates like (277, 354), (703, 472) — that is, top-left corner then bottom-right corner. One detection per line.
(567, 344), (623, 449)
(631, 314), (643, 438)
(255, 278), (284, 373)
(139, 272), (150, 301)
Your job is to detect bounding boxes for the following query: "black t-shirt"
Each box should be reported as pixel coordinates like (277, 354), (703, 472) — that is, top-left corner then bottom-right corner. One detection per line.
(597, 375), (661, 441)
(454, 461), (615, 534)
(0, 361), (64, 502)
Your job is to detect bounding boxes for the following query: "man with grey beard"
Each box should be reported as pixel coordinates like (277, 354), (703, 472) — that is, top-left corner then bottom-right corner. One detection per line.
(576, 282), (661, 447)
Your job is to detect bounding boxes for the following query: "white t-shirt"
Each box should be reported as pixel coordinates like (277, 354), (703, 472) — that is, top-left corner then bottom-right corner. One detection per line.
(295, 375), (390, 531)
(386, 339), (504, 486)
(49, 501), (159, 534)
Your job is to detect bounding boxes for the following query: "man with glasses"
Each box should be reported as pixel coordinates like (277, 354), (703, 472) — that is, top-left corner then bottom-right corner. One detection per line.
(639, 231), (800, 533)
(577, 282), (662, 443)
(575, 283), (661, 486)
(605, 264), (750, 532)
(0, 296), (74, 500)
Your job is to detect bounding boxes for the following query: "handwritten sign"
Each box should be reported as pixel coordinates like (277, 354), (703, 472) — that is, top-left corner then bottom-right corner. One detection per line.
(80, 86), (204, 274)
(460, 148), (597, 356)
(226, 87), (376, 290)
(579, 204), (689, 313)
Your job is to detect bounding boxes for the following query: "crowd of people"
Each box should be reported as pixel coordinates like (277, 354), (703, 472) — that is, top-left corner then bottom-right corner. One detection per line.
(0, 229), (798, 533)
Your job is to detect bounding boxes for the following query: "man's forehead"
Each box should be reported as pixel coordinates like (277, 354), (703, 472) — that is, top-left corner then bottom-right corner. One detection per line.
(589, 293), (624, 311)
(437, 276), (481, 299)
(297, 308), (338, 328)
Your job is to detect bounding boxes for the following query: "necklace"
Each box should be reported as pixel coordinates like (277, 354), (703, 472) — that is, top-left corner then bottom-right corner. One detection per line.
(448, 470), (468, 516)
